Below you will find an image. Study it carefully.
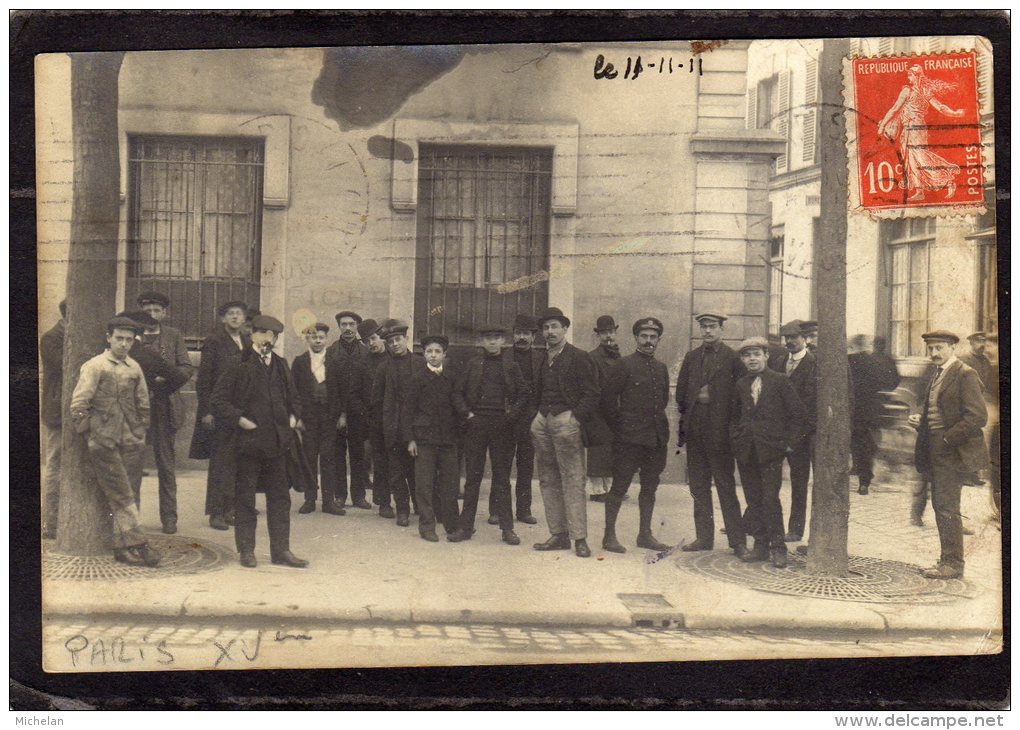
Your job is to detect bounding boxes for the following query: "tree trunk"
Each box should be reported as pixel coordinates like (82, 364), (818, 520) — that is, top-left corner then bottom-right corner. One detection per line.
(806, 39), (851, 576)
(55, 52), (124, 556)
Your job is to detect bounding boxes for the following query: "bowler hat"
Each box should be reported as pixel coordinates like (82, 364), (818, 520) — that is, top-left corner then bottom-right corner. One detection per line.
(116, 309), (158, 329)
(537, 307), (570, 329)
(107, 316), (145, 334)
(251, 315), (285, 334)
(737, 336), (769, 354)
(357, 318), (381, 341)
(779, 319), (805, 337)
(303, 322), (330, 334)
(334, 310), (363, 325)
(512, 314), (539, 332)
(632, 317), (663, 336)
(695, 312), (727, 324)
(594, 315), (618, 333)
(421, 334), (450, 350)
(478, 322), (506, 336)
(217, 300), (248, 317)
(137, 290), (170, 307)
(921, 330), (959, 345)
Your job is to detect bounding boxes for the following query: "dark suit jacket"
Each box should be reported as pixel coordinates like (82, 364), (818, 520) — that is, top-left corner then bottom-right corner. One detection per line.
(914, 359), (988, 474)
(326, 338), (368, 423)
(848, 351), (901, 426)
(960, 351), (996, 403)
(729, 368), (806, 464)
(675, 342), (745, 445)
(505, 346), (543, 417)
(40, 319), (65, 427)
(211, 350), (301, 459)
(291, 351), (332, 419)
(454, 352), (528, 422)
(401, 359), (466, 445)
(601, 352), (670, 448)
(189, 326), (251, 459)
(769, 349), (818, 435)
(349, 350), (388, 427)
(378, 351), (423, 448)
(533, 342), (608, 446)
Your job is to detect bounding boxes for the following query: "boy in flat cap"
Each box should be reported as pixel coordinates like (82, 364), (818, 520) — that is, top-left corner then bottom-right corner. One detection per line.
(69, 317), (161, 567)
(729, 337), (806, 568)
(347, 319), (389, 510)
(587, 315), (621, 503)
(453, 323), (527, 545)
(190, 300), (251, 531)
(675, 312), (747, 556)
(136, 291), (194, 535)
(326, 310), (371, 510)
(375, 319), (421, 526)
(294, 322), (344, 515)
(211, 315), (308, 569)
(601, 318), (672, 554)
(907, 330), (987, 579)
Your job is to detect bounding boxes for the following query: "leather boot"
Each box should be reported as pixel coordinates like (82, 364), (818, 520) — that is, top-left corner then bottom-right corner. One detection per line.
(636, 495), (670, 551)
(602, 499), (626, 554)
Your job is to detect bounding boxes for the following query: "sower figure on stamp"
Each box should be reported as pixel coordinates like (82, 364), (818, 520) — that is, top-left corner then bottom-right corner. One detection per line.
(211, 315), (308, 569)
(848, 334), (901, 496)
(348, 319), (389, 513)
(586, 315), (622, 504)
(601, 318), (672, 555)
(294, 322), (345, 516)
(326, 310), (372, 510)
(675, 312), (747, 557)
(69, 317), (161, 568)
(376, 319), (421, 527)
(531, 307), (603, 559)
(189, 300), (251, 531)
(136, 291), (194, 535)
(403, 334), (463, 543)
(487, 313), (542, 526)
(730, 337), (806, 569)
(767, 320), (817, 542)
(453, 323), (526, 546)
(40, 299), (66, 540)
(907, 330), (987, 580)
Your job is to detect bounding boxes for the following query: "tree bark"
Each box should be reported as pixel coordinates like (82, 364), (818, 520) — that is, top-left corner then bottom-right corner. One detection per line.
(55, 52), (124, 555)
(806, 39), (851, 576)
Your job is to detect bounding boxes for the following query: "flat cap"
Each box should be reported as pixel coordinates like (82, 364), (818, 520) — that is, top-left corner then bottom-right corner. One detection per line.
(800, 320), (818, 333)
(116, 309), (158, 329)
(632, 317), (663, 336)
(594, 315), (618, 332)
(380, 318), (409, 339)
(245, 308), (262, 320)
(303, 322), (330, 334)
(334, 310), (363, 325)
(421, 333), (450, 350)
(251, 315), (285, 334)
(737, 336), (770, 354)
(537, 306), (570, 329)
(779, 319), (805, 337)
(478, 322), (506, 336)
(357, 318), (381, 340)
(987, 332), (998, 343)
(967, 331), (987, 341)
(921, 330), (959, 345)
(695, 312), (727, 324)
(512, 314), (539, 332)
(107, 316), (145, 334)
(217, 300), (249, 316)
(137, 290), (170, 307)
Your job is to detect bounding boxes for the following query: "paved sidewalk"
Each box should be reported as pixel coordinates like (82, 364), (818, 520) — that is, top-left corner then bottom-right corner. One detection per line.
(43, 463), (1002, 636)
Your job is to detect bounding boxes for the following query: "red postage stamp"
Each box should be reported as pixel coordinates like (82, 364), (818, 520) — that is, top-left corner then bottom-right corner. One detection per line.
(845, 49), (986, 217)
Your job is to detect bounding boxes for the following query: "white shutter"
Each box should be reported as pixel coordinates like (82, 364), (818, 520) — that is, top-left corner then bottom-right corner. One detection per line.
(849, 38), (862, 57)
(977, 48), (992, 115)
(775, 70), (790, 173)
(746, 84), (758, 130)
(878, 38), (894, 56)
(927, 37), (945, 53)
(803, 59), (818, 163)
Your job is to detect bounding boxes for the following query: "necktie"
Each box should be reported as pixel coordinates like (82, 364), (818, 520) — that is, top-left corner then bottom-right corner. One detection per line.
(924, 367), (943, 418)
(751, 375), (762, 405)
(263, 355), (272, 367)
(786, 356), (797, 375)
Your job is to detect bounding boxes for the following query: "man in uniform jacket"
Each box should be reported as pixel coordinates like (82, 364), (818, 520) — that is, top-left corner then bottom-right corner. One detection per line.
(530, 307), (602, 558)
(587, 315), (622, 503)
(375, 319), (421, 526)
(136, 291), (194, 535)
(908, 330), (987, 579)
(600, 317), (672, 554)
(211, 315), (308, 569)
(326, 310), (371, 509)
(190, 300), (251, 531)
(730, 337), (806, 569)
(293, 322), (345, 515)
(40, 299), (66, 539)
(403, 334), (464, 542)
(767, 319), (817, 540)
(675, 312), (747, 556)
(489, 313), (543, 525)
(452, 323), (527, 545)
(347, 319), (389, 511)
(960, 332), (995, 394)
(848, 334), (901, 495)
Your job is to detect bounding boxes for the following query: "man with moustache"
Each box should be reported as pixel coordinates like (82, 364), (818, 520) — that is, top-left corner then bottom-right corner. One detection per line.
(347, 319), (389, 512)
(907, 330), (987, 579)
(487, 314), (542, 525)
(960, 332), (995, 393)
(587, 315), (622, 503)
(375, 319), (421, 526)
(730, 337), (806, 569)
(189, 300), (251, 531)
(675, 313), (747, 556)
(601, 318), (672, 554)
(293, 322), (345, 515)
(800, 320), (818, 354)
(767, 320), (817, 541)
(211, 315), (308, 569)
(531, 307), (601, 559)
(326, 310), (371, 510)
(136, 291), (194, 535)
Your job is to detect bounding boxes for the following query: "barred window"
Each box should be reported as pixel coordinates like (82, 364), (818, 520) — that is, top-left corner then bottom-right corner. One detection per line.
(885, 217), (936, 358)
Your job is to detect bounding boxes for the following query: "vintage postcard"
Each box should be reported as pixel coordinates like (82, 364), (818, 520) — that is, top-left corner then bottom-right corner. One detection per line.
(35, 32), (1001, 679)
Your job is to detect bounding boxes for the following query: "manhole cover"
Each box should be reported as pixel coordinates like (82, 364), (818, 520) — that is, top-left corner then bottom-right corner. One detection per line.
(675, 551), (974, 604)
(43, 534), (233, 581)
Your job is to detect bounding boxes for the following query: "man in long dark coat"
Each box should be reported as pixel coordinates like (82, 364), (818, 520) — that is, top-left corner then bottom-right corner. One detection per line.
(326, 310), (371, 509)
(587, 315), (621, 503)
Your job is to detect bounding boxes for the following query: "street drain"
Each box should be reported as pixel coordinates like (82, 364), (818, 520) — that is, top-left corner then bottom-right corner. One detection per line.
(675, 552), (974, 604)
(43, 534), (234, 581)
(617, 593), (684, 628)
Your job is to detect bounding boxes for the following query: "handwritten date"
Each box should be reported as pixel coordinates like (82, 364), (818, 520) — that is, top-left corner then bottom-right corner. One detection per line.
(594, 54), (703, 80)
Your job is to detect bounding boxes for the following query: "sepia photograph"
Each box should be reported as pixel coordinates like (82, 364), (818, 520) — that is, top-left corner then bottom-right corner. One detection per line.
(24, 14), (1004, 699)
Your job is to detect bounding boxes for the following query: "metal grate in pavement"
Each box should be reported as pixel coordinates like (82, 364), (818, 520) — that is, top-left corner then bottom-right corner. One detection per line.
(675, 551), (974, 604)
(43, 535), (233, 581)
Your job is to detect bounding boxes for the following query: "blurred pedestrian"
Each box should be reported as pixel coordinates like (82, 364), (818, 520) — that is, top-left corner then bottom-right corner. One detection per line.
(40, 299), (66, 539)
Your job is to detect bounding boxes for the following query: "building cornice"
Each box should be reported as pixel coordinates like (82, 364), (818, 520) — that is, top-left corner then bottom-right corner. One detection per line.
(690, 130), (786, 158)
(768, 163), (822, 192)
